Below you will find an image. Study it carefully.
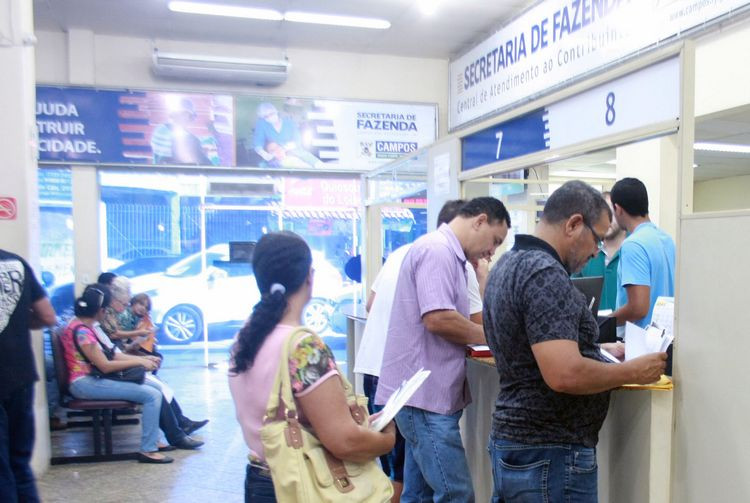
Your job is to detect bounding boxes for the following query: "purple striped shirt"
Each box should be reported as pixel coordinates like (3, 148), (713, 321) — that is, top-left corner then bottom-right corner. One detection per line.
(374, 224), (471, 415)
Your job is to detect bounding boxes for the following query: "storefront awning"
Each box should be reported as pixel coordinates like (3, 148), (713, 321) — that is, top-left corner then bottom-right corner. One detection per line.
(273, 207), (360, 219)
(381, 207), (415, 220)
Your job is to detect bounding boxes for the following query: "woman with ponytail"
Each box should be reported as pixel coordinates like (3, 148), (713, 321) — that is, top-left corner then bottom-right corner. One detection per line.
(228, 232), (395, 502)
(60, 284), (172, 464)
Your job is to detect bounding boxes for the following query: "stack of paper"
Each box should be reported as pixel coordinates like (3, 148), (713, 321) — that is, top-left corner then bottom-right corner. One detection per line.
(624, 322), (673, 361)
(370, 369), (431, 432)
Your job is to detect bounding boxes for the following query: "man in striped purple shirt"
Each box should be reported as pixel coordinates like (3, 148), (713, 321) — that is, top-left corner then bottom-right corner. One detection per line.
(375, 197), (510, 502)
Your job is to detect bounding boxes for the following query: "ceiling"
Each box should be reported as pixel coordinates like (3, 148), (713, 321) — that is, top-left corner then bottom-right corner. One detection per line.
(32, 0), (536, 59)
(694, 105), (750, 182)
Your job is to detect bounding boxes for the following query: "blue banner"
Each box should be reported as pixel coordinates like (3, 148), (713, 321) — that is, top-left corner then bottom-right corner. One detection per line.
(461, 108), (548, 171)
(36, 87), (235, 166)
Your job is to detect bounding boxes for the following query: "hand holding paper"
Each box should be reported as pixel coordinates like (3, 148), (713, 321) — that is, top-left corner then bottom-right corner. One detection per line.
(370, 369), (431, 432)
(624, 322), (673, 361)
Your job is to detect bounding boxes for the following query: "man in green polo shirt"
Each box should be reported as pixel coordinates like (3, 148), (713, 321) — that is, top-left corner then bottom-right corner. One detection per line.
(572, 192), (625, 311)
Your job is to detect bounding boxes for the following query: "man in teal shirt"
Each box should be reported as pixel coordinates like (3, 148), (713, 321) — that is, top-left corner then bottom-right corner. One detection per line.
(610, 178), (675, 329)
(572, 192), (625, 311)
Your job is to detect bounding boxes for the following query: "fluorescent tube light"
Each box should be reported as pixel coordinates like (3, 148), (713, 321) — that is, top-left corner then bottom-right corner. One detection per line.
(694, 142), (750, 154)
(168, 1), (283, 21)
(284, 11), (391, 29)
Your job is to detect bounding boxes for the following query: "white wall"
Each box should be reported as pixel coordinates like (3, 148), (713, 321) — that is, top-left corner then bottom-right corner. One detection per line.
(669, 17), (750, 503)
(35, 30), (449, 136)
(694, 174), (750, 212)
(615, 135), (679, 238)
(673, 212), (750, 502)
(695, 20), (750, 118)
(1, 0), (50, 476)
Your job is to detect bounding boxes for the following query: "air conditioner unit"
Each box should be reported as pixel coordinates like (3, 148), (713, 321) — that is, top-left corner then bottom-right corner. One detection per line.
(151, 50), (290, 86)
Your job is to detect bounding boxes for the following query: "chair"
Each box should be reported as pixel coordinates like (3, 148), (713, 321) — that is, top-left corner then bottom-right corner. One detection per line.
(50, 329), (141, 464)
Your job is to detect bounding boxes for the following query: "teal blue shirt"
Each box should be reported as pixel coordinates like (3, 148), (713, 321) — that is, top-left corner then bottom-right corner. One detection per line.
(615, 222), (675, 328)
(572, 248), (620, 311)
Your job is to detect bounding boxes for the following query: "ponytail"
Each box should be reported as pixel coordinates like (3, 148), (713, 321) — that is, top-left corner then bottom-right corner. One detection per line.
(230, 232), (312, 374)
(230, 290), (287, 373)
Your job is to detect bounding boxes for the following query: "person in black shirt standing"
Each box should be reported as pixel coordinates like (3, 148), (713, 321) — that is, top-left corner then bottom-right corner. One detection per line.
(0, 249), (56, 503)
(483, 181), (666, 502)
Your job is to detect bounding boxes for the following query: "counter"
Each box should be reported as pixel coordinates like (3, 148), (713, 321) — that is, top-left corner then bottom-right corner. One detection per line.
(462, 357), (674, 503)
(342, 311), (673, 502)
(342, 304), (368, 393)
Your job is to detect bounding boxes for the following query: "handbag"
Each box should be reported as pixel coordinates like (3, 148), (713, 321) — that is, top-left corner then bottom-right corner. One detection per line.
(260, 327), (393, 502)
(70, 322), (146, 385)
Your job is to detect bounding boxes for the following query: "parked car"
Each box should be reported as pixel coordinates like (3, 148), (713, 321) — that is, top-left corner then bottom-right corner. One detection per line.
(129, 244), (346, 344)
(47, 254), (184, 320)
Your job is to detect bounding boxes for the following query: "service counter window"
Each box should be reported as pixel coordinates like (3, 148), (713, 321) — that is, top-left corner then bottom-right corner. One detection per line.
(462, 149), (616, 253)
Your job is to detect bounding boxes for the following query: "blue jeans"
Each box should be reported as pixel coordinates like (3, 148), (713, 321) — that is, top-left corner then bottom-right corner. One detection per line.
(245, 464), (276, 502)
(70, 376), (162, 452)
(0, 385), (39, 503)
(488, 437), (598, 503)
(395, 406), (474, 503)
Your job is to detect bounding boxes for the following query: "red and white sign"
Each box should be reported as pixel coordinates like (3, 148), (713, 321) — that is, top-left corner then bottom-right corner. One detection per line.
(284, 178), (360, 207)
(0, 197), (17, 220)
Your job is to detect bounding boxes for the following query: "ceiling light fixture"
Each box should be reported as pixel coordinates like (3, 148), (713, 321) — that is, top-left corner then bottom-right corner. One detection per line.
(284, 11), (391, 29)
(417, 0), (440, 15)
(694, 142), (750, 154)
(168, 1), (283, 20)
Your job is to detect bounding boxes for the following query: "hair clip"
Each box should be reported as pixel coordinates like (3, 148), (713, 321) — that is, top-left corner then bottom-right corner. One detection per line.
(269, 283), (286, 295)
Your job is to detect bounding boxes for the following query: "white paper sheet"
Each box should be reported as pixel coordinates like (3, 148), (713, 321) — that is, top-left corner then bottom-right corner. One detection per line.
(624, 322), (673, 361)
(370, 369), (431, 432)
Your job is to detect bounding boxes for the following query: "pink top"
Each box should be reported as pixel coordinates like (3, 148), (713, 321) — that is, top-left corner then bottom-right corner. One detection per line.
(228, 324), (339, 460)
(61, 321), (98, 384)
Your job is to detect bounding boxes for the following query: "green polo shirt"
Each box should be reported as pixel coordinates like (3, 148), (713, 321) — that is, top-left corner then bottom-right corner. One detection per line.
(572, 249), (620, 311)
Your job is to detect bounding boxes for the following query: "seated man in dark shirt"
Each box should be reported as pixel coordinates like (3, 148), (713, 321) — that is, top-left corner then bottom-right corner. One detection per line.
(483, 180), (667, 502)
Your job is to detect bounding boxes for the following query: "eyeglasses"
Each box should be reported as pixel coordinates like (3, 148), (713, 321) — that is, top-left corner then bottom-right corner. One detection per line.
(583, 220), (605, 250)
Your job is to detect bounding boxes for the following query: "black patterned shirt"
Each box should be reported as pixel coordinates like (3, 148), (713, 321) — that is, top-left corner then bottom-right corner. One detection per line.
(483, 235), (610, 448)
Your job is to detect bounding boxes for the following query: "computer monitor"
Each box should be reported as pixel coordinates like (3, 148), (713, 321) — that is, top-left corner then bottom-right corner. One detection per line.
(571, 276), (604, 316)
(229, 241), (256, 263)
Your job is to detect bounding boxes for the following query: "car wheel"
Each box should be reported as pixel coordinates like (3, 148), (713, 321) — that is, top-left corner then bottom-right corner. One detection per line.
(161, 305), (203, 344)
(303, 299), (333, 333)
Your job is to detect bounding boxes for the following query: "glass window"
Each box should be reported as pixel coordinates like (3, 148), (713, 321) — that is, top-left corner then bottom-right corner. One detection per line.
(98, 171), (359, 369)
(38, 167), (74, 318)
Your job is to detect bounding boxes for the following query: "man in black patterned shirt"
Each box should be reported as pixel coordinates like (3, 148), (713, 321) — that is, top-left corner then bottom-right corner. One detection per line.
(483, 181), (666, 502)
(0, 249), (56, 502)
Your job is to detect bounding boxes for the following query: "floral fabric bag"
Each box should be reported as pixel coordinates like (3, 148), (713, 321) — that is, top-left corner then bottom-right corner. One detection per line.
(260, 326), (393, 502)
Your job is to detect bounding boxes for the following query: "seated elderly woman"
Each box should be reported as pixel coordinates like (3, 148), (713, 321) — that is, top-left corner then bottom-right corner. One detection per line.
(97, 278), (208, 444)
(61, 284), (171, 463)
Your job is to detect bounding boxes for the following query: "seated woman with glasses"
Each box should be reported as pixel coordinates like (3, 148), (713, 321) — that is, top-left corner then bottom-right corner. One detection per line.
(60, 284), (172, 463)
(99, 277), (154, 354)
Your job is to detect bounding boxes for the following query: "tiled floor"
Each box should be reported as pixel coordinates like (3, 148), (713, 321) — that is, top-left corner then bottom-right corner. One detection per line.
(38, 349), (248, 502)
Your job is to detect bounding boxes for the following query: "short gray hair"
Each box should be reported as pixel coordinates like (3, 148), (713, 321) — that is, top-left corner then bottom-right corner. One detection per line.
(109, 276), (132, 304)
(541, 180), (611, 226)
